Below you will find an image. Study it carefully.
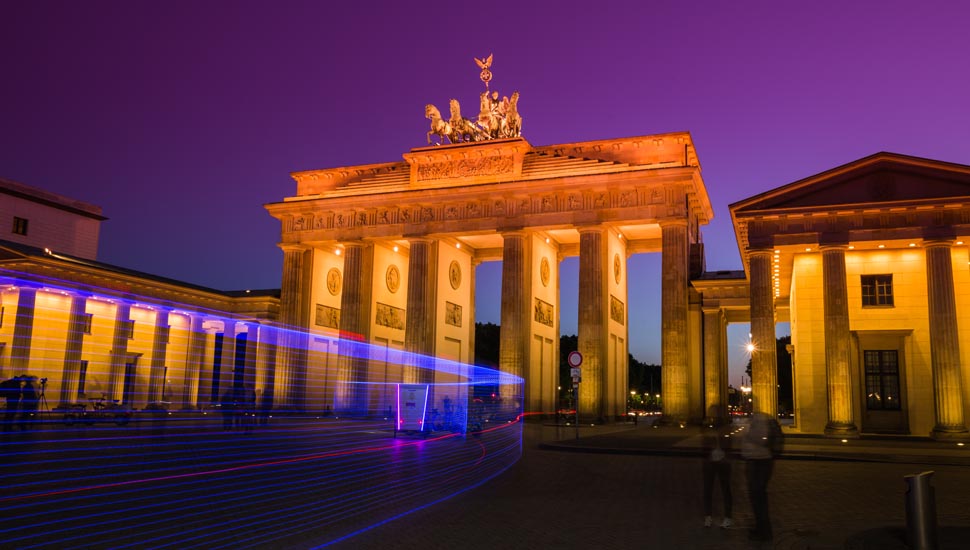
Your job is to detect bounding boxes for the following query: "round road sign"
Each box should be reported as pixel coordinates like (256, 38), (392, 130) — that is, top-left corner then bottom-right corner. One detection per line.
(567, 350), (583, 368)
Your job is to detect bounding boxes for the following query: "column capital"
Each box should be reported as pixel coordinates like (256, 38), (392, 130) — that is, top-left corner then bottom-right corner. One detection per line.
(924, 238), (955, 249)
(658, 218), (689, 229)
(818, 243), (849, 252)
(278, 243), (307, 253)
(746, 247), (775, 258)
(575, 224), (606, 235)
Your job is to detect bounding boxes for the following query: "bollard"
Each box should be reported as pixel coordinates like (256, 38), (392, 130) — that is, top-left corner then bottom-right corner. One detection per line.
(904, 470), (937, 550)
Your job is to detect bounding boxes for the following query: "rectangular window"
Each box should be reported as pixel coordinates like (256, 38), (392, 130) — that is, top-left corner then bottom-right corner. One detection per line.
(0, 306), (4, 328)
(861, 274), (894, 307)
(77, 360), (89, 397)
(81, 313), (93, 334)
(12, 217), (28, 236)
(864, 350), (900, 410)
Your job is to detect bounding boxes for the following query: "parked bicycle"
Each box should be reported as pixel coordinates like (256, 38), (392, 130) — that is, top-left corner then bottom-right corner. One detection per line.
(63, 394), (132, 426)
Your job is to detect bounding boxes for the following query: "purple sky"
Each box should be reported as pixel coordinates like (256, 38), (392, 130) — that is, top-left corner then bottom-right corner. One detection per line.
(3, 1), (969, 382)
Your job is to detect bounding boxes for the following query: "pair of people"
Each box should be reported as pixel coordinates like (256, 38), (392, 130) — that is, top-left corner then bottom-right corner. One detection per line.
(701, 408), (781, 542)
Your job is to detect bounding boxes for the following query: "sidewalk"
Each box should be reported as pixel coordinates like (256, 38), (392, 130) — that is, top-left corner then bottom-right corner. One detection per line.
(538, 418), (970, 466)
(534, 419), (970, 549)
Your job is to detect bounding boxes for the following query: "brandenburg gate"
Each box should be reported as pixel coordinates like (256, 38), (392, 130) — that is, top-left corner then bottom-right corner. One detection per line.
(265, 72), (713, 422)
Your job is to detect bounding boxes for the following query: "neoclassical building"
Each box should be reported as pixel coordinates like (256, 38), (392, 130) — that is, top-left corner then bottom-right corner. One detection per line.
(265, 134), (713, 422)
(731, 152), (970, 438)
(0, 178), (281, 412)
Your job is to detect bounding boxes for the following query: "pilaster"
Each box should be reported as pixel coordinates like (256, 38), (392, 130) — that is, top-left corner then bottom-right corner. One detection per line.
(9, 287), (37, 376)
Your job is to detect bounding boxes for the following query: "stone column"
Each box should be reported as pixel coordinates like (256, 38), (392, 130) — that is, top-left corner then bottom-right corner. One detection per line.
(660, 220), (690, 423)
(107, 301), (131, 402)
(9, 286), (37, 376)
(702, 307), (726, 423)
(218, 320), (238, 399)
(276, 244), (311, 411)
(577, 227), (606, 422)
(499, 231), (529, 405)
(822, 245), (858, 436)
(336, 241), (373, 415)
(749, 248), (777, 417)
(58, 293), (88, 406)
(404, 238), (437, 384)
(147, 309), (170, 404)
(181, 314), (206, 410)
(925, 240), (968, 438)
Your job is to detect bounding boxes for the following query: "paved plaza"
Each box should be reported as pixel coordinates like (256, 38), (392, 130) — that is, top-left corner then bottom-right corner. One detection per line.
(342, 421), (970, 550)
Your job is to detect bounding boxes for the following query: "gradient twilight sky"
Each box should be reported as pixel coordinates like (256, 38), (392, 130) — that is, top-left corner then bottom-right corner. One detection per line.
(2, 1), (969, 383)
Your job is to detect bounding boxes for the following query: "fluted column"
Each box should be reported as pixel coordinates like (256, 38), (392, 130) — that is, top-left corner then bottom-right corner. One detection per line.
(59, 293), (88, 406)
(9, 286), (37, 376)
(107, 301), (131, 402)
(577, 227), (606, 422)
(822, 245), (858, 436)
(275, 244), (311, 411)
(404, 238), (437, 384)
(749, 248), (777, 417)
(925, 240), (968, 438)
(703, 307), (726, 423)
(147, 309), (170, 403)
(336, 242), (373, 415)
(660, 221), (690, 423)
(181, 314), (205, 410)
(499, 231), (529, 404)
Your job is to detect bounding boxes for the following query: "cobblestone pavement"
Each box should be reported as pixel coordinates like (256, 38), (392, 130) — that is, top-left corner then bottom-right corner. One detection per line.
(340, 423), (970, 550)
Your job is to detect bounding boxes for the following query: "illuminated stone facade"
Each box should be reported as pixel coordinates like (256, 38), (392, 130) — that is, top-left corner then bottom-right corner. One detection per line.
(266, 134), (713, 421)
(731, 153), (970, 438)
(0, 180), (280, 412)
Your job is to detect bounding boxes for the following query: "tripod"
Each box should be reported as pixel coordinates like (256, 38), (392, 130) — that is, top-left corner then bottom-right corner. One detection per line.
(38, 379), (49, 413)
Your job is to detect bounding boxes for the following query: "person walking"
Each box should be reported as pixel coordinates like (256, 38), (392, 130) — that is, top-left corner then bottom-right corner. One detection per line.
(19, 378), (39, 431)
(702, 405), (733, 529)
(220, 388), (235, 431)
(742, 411), (783, 541)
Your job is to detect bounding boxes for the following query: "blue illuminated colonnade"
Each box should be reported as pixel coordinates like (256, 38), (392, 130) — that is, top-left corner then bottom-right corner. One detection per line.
(0, 270), (524, 548)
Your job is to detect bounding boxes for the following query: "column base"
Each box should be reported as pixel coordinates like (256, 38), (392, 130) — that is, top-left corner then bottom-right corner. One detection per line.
(824, 422), (859, 438)
(931, 426), (970, 441)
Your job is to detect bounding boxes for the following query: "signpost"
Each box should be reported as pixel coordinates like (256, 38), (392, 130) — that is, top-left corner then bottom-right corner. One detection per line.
(567, 351), (582, 440)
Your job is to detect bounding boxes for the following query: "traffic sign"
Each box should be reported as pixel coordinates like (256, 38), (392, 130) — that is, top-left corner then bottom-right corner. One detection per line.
(570, 367), (580, 377)
(567, 351), (583, 368)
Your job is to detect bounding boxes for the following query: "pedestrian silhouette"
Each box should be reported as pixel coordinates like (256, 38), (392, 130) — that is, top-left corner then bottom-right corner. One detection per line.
(20, 378), (39, 431)
(1, 377), (22, 432)
(742, 411), (783, 541)
(220, 388), (235, 431)
(702, 405), (733, 529)
(258, 389), (272, 426)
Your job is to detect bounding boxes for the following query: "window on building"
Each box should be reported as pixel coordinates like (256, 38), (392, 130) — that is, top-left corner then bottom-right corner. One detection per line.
(861, 274), (894, 307)
(12, 217), (28, 236)
(0, 306), (4, 328)
(864, 350), (900, 410)
(81, 313), (93, 334)
(77, 360), (89, 397)
(122, 319), (135, 339)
